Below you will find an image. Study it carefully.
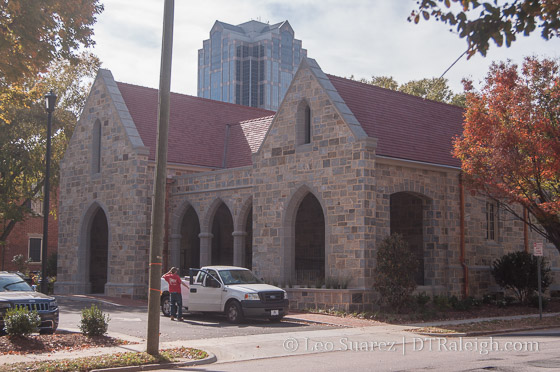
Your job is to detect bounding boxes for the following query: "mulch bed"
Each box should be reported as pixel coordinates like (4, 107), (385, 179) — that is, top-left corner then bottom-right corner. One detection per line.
(0, 332), (130, 355)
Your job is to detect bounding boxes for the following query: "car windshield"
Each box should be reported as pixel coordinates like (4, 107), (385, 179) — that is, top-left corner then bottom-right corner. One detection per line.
(219, 270), (262, 285)
(0, 275), (33, 292)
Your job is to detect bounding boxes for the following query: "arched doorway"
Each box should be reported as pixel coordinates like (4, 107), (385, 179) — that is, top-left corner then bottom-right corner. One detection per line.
(211, 203), (234, 265)
(390, 192), (426, 285)
(180, 206), (200, 275)
(89, 208), (108, 293)
(295, 193), (325, 284)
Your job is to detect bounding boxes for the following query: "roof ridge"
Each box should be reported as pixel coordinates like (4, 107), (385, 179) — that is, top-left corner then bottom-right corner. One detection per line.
(326, 74), (465, 110)
(115, 81), (275, 115)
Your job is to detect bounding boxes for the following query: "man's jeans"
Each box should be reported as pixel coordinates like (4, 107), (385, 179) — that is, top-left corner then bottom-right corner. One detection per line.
(170, 292), (183, 318)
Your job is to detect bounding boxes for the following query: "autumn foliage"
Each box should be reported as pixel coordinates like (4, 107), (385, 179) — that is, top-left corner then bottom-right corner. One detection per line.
(454, 57), (560, 251)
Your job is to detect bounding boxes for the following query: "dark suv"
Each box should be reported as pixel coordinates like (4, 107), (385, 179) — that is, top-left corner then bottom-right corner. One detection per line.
(0, 272), (59, 334)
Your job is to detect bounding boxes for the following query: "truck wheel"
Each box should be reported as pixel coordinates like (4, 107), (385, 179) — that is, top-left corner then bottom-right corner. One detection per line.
(161, 294), (171, 317)
(225, 301), (244, 324)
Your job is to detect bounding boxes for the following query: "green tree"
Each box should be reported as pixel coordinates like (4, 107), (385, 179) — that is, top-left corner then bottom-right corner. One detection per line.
(356, 75), (466, 107)
(491, 251), (552, 303)
(0, 54), (100, 268)
(363, 76), (400, 90)
(410, 0), (560, 58)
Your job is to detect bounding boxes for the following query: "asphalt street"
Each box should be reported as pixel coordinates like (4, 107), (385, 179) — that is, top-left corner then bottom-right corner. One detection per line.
(56, 295), (340, 342)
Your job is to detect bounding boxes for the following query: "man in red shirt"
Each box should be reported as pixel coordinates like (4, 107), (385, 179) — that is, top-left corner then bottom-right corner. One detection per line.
(162, 267), (189, 321)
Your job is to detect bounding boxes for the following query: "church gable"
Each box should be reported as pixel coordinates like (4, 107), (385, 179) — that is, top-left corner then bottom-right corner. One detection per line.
(61, 69), (148, 180)
(256, 57), (365, 161)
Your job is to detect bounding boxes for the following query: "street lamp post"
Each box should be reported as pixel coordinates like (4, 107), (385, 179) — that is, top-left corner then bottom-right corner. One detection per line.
(41, 91), (56, 294)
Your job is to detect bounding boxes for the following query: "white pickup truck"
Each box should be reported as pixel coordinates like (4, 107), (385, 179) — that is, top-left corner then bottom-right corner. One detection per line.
(160, 266), (288, 323)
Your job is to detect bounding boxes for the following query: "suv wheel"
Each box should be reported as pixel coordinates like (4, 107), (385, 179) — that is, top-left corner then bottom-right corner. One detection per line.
(225, 301), (244, 324)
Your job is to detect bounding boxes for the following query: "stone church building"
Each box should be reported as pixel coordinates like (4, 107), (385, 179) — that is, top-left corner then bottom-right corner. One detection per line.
(56, 58), (559, 310)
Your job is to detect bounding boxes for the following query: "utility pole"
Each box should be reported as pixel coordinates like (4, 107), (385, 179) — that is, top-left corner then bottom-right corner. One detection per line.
(146, 0), (174, 356)
(42, 91), (57, 294)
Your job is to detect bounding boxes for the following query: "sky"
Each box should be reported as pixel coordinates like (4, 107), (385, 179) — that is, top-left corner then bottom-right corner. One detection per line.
(92, 0), (560, 96)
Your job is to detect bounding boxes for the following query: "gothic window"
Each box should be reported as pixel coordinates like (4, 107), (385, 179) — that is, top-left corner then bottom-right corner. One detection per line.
(92, 119), (101, 174)
(486, 201), (497, 241)
(296, 100), (311, 145)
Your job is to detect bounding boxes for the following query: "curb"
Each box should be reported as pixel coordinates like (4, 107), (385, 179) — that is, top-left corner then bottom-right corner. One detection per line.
(464, 325), (560, 337)
(408, 324), (560, 338)
(283, 316), (351, 328)
(90, 352), (217, 372)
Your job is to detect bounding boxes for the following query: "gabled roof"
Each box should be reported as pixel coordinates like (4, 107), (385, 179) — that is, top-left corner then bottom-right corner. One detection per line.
(116, 82), (274, 169)
(328, 75), (464, 168)
(226, 116), (274, 168)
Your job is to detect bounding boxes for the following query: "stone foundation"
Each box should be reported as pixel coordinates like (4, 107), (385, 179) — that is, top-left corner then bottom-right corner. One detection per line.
(286, 288), (375, 313)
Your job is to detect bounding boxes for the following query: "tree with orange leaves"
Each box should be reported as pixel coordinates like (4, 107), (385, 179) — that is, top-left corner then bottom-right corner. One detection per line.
(454, 56), (560, 251)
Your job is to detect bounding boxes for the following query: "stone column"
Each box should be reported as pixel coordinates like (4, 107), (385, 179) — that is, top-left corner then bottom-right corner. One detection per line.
(169, 234), (181, 268)
(232, 231), (247, 267)
(198, 232), (213, 266)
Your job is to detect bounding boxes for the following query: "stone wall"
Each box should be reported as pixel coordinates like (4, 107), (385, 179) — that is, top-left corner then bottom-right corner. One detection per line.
(169, 167), (255, 270)
(56, 71), (151, 298)
(251, 63), (377, 288)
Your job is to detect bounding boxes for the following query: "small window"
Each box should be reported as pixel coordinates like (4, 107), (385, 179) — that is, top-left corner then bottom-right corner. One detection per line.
(486, 202), (496, 241)
(29, 238), (42, 262)
(296, 100), (312, 145)
(205, 269), (221, 288)
(196, 271), (206, 284)
(304, 105), (311, 144)
(92, 119), (102, 174)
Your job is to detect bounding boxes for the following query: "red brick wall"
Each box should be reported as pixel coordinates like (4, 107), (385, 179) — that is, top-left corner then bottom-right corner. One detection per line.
(2, 199), (59, 272)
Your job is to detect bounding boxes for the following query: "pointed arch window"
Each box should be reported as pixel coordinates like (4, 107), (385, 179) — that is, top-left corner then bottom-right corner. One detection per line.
(296, 100), (312, 145)
(92, 119), (101, 174)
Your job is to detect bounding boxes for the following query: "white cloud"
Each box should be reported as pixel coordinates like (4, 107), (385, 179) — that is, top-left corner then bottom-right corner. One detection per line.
(92, 0), (560, 95)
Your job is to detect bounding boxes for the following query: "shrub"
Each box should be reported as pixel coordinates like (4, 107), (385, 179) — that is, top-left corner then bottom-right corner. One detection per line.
(491, 251), (552, 303)
(432, 295), (452, 311)
(325, 274), (352, 289)
(11, 254), (31, 275)
(450, 296), (480, 311)
(529, 294), (549, 310)
(373, 234), (418, 312)
(414, 292), (431, 307)
(79, 305), (110, 337)
(3, 306), (41, 337)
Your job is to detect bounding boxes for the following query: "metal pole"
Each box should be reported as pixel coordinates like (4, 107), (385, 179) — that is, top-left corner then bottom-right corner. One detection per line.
(146, 0), (174, 356)
(537, 256), (542, 320)
(41, 107), (53, 294)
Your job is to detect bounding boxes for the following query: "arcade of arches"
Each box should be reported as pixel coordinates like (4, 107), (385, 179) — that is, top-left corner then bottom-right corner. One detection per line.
(171, 192), (326, 285)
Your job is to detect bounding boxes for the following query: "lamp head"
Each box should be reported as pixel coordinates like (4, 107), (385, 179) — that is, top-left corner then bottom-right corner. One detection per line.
(45, 90), (57, 113)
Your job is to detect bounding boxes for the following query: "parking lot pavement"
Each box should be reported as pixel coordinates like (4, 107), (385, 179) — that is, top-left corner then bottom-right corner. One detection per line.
(55, 295), (350, 342)
(57, 294), (384, 327)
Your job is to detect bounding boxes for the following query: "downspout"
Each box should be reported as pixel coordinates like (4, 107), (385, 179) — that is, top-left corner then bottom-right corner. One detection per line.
(459, 173), (469, 298)
(523, 208), (529, 253)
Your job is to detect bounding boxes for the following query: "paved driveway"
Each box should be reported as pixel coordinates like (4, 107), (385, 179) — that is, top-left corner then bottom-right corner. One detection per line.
(55, 295), (342, 342)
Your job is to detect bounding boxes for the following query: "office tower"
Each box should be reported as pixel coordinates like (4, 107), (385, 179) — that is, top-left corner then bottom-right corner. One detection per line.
(198, 20), (307, 111)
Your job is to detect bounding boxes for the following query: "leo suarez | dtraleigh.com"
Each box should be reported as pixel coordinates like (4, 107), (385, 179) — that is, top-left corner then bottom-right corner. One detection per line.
(282, 336), (540, 355)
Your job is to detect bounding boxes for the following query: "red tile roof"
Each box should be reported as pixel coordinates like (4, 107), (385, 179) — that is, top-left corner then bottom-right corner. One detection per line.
(116, 82), (274, 168)
(328, 75), (464, 168)
(116, 73), (464, 170)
